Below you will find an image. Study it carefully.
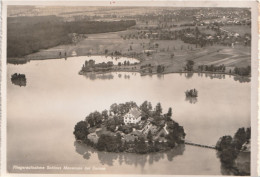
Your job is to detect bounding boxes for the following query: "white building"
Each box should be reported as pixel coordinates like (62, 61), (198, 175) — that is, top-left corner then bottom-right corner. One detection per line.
(124, 107), (142, 124)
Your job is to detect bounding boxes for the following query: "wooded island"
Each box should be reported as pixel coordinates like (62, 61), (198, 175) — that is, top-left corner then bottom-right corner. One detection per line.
(74, 101), (185, 154)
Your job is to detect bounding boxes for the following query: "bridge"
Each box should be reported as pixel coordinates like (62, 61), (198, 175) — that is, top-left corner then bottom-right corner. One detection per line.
(184, 140), (216, 149)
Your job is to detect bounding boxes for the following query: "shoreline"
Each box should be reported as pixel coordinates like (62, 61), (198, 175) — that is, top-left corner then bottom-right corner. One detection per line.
(8, 51), (144, 61)
(9, 54), (251, 80)
(7, 53), (143, 64)
(76, 139), (183, 154)
(79, 69), (251, 79)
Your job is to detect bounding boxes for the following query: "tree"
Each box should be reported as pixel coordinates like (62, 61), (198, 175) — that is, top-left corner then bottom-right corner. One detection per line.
(86, 116), (95, 127)
(155, 102), (162, 115)
(106, 118), (117, 132)
(219, 148), (237, 166)
(102, 110), (109, 120)
(118, 62), (121, 66)
(147, 130), (153, 143)
(116, 133), (123, 150)
(122, 141), (129, 151)
(157, 65), (165, 73)
(216, 127), (251, 168)
(167, 107), (172, 118)
(92, 111), (102, 126)
(154, 139), (160, 152)
(96, 134), (107, 151)
(233, 128), (247, 150)
(110, 103), (118, 114)
(96, 134), (120, 152)
(246, 127), (251, 140)
(148, 102), (153, 111)
(140, 101), (149, 113)
(216, 135), (233, 151)
(136, 137), (147, 154)
(166, 132), (176, 148)
(73, 121), (89, 141)
(185, 60), (195, 71)
(105, 49), (108, 54)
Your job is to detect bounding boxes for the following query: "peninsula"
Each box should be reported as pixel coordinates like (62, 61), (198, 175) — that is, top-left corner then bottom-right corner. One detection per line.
(216, 127), (251, 176)
(74, 101), (185, 154)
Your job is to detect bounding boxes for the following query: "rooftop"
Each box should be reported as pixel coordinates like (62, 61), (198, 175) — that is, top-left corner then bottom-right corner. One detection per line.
(128, 107), (142, 119)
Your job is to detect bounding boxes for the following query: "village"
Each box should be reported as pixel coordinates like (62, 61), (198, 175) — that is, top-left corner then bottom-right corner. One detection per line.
(74, 101), (185, 153)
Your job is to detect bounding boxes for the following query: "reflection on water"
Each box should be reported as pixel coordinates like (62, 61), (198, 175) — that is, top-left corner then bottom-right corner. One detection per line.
(83, 73), (132, 80)
(220, 163), (236, 176)
(157, 74), (164, 79)
(185, 72), (194, 79)
(217, 151), (250, 176)
(83, 73), (114, 80)
(204, 73), (226, 80)
(81, 70), (249, 83)
(233, 76), (251, 83)
(198, 72), (250, 83)
(74, 141), (185, 167)
(7, 56), (250, 175)
(185, 97), (198, 104)
(124, 74), (130, 79)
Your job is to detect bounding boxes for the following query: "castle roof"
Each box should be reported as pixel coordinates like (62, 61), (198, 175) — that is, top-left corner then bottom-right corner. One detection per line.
(128, 107), (142, 119)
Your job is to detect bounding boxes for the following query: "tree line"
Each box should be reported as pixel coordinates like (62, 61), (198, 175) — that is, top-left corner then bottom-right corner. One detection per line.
(7, 15), (136, 58)
(198, 64), (226, 72)
(234, 66), (251, 76)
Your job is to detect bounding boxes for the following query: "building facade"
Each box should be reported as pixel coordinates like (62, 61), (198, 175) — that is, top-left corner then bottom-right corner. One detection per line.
(124, 107), (142, 124)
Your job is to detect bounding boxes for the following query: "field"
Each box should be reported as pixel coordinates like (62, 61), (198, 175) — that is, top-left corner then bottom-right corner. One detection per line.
(7, 16), (135, 58)
(222, 25), (251, 36)
(25, 31), (251, 74)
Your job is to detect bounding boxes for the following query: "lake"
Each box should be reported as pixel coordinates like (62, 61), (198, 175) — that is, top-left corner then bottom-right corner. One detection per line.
(7, 56), (250, 175)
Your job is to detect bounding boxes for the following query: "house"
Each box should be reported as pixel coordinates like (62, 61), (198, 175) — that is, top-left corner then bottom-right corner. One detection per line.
(123, 107), (142, 124)
(141, 121), (158, 135)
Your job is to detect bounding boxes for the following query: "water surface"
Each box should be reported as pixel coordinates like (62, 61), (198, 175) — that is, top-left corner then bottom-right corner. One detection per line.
(7, 56), (250, 175)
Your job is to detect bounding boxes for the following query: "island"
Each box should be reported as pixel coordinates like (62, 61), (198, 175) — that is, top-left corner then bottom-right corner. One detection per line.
(74, 101), (185, 154)
(216, 127), (251, 176)
(185, 88), (198, 98)
(79, 59), (140, 76)
(11, 73), (26, 87)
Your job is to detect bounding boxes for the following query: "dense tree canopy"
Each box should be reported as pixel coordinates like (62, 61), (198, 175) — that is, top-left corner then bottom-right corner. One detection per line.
(216, 127), (251, 167)
(7, 16), (136, 58)
(185, 60), (195, 71)
(74, 101), (185, 154)
(73, 121), (89, 141)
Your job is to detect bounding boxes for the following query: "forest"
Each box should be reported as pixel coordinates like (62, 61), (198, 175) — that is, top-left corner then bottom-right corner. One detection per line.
(7, 16), (136, 58)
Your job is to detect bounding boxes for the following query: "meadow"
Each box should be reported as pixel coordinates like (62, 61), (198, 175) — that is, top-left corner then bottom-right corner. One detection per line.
(25, 31), (251, 74)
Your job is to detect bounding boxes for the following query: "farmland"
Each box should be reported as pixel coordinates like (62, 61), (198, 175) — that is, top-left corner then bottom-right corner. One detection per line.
(8, 7), (251, 75)
(25, 31), (250, 74)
